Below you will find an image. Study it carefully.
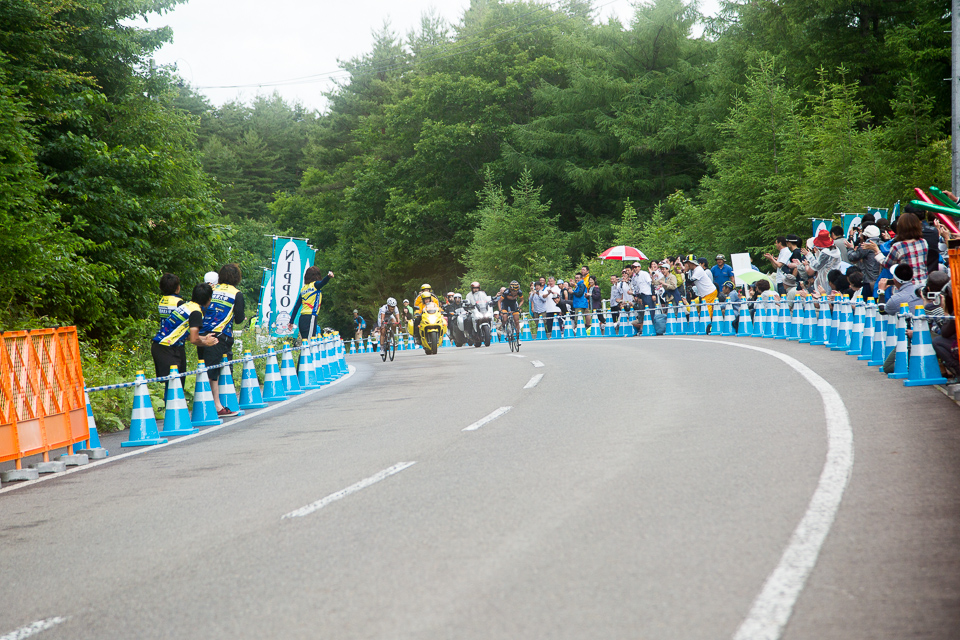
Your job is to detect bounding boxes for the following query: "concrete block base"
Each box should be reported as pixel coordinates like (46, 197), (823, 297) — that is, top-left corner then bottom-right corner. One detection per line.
(1, 468), (40, 482)
(30, 461), (67, 474)
(78, 448), (108, 460)
(56, 454), (89, 466)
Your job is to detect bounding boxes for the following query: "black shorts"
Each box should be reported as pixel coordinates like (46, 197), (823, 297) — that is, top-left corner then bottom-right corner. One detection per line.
(197, 334), (234, 382)
(298, 314), (318, 339)
(500, 299), (519, 314)
(151, 342), (187, 379)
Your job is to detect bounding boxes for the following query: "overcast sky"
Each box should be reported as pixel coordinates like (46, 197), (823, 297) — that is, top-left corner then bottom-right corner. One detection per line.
(140, 0), (719, 112)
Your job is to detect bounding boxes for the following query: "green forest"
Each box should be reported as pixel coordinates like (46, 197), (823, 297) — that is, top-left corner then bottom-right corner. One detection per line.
(0, 0), (952, 356)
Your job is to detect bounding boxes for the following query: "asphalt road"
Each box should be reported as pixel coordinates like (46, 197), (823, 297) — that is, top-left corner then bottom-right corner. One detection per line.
(1, 335), (959, 639)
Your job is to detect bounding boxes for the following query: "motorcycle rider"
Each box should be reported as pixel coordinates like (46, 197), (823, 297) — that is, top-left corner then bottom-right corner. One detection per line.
(378, 297), (401, 345)
(498, 280), (524, 342)
(464, 281), (490, 336)
(413, 284), (444, 345)
(443, 291), (458, 324)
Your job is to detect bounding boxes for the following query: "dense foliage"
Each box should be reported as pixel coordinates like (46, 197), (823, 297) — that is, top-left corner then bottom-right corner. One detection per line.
(0, 0), (952, 346)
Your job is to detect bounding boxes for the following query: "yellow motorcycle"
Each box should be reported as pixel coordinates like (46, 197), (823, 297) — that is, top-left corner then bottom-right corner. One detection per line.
(408, 301), (446, 355)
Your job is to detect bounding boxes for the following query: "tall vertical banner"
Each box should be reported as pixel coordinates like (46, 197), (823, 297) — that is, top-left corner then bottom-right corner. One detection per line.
(841, 213), (862, 237)
(891, 201), (900, 222)
(269, 237), (316, 337)
(811, 218), (832, 239)
(866, 207), (888, 220)
(259, 269), (273, 329)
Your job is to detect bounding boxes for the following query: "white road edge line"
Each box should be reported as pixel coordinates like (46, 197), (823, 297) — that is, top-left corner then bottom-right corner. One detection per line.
(0, 366), (357, 496)
(530, 360), (544, 368)
(462, 406), (512, 432)
(523, 374), (544, 389)
(282, 461), (416, 519)
(668, 339), (853, 640)
(507, 354), (526, 358)
(0, 617), (67, 640)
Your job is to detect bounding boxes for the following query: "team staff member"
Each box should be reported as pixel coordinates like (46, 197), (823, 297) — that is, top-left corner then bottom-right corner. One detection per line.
(158, 273), (184, 325)
(199, 263), (245, 418)
(152, 283), (219, 400)
(288, 267), (335, 339)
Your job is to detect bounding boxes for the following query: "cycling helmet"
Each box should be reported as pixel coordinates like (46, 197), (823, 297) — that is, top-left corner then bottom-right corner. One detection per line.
(509, 280), (520, 291)
(386, 297), (396, 307)
(470, 281), (480, 290)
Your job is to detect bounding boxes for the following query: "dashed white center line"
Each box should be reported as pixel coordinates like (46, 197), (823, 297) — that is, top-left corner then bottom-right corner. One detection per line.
(462, 406), (512, 432)
(507, 354), (526, 358)
(523, 374), (544, 389)
(530, 360), (544, 368)
(0, 617), (67, 640)
(281, 462), (417, 519)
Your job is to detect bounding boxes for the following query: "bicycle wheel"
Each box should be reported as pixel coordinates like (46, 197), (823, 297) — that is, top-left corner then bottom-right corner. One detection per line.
(512, 319), (520, 351)
(381, 332), (388, 361)
(388, 330), (396, 361)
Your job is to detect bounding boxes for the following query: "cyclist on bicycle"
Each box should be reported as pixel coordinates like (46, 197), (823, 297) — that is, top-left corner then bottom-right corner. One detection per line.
(498, 280), (524, 343)
(378, 297), (401, 345)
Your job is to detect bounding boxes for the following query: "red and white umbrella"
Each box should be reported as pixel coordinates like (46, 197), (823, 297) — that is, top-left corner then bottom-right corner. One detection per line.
(599, 245), (648, 261)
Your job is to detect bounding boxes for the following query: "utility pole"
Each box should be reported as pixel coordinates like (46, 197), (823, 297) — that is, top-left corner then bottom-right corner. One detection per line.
(954, 0), (959, 192)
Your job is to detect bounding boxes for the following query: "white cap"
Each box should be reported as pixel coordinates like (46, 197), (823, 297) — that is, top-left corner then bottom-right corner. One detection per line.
(862, 224), (880, 239)
(204, 271), (219, 285)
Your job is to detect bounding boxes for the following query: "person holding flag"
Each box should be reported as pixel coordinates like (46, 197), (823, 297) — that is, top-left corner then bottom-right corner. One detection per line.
(288, 267), (335, 339)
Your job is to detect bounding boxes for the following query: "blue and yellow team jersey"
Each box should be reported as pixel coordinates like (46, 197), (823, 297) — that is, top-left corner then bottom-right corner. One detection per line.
(158, 295), (182, 325)
(201, 284), (239, 336)
(154, 301), (202, 347)
(300, 283), (322, 315)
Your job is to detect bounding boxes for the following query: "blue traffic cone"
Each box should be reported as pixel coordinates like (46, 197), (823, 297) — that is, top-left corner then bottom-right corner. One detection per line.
(719, 302), (733, 336)
(191, 362), (223, 427)
(122, 372), (168, 447)
(759, 299), (772, 338)
(697, 302), (710, 336)
(641, 309), (655, 336)
(674, 306), (685, 335)
(349, 340), (357, 355)
(333, 335), (347, 375)
(869, 311), (888, 367)
(888, 304), (910, 379)
(159, 366), (197, 436)
(879, 313), (899, 371)
(217, 355), (245, 416)
(442, 331), (451, 348)
(904, 306), (948, 386)
(847, 300), (864, 355)
(787, 300), (800, 340)
(683, 306), (696, 335)
(709, 303), (720, 335)
(812, 302), (829, 346)
(857, 300), (875, 361)
(832, 297), (852, 351)
(602, 310), (612, 336)
(737, 303), (752, 337)
(772, 301), (786, 339)
(280, 346), (303, 395)
(262, 348), (287, 402)
(520, 318), (533, 342)
(575, 313), (586, 338)
(799, 296), (814, 343)
(751, 301), (764, 337)
(75, 391), (108, 458)
(536, 317), (546, 340)
(552, 315), (563, 339)
(297, 340), (320, 389)
(665, 306), (677, 336)
(561, 315), (573, 339)
(827, 299), (840, 347)
(521, 318), (532, 342)
(238, 352), (268, 409)
(315, 338), (333, 384)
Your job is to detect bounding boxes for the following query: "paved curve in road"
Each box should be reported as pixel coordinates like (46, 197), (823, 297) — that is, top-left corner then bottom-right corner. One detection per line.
(1, 336), (959, 639)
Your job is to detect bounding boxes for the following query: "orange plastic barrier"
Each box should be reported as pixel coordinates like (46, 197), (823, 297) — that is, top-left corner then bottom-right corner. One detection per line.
(950, 241), (960, 344)
(0, 328), (88, 469)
